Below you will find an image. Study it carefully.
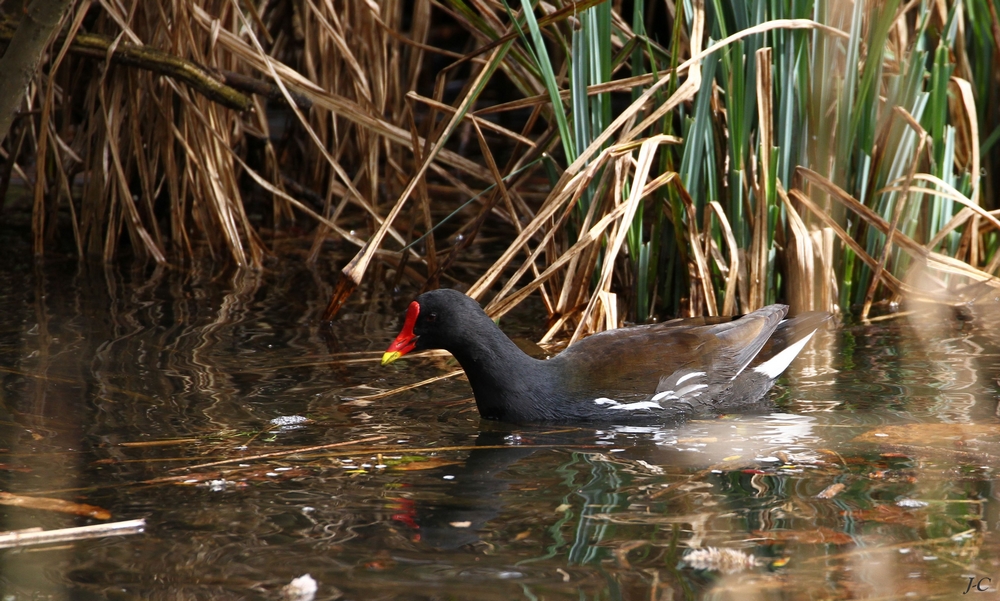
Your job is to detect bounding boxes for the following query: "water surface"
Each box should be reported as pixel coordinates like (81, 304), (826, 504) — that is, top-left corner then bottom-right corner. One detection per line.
(2, 255), (1000, 600)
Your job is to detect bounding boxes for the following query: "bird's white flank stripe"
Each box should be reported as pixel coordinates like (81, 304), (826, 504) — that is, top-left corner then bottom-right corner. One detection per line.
(651, 390), (677, 402)
(675, 383), (708, 397)
(593, 397), (664, 411)
(611, 401), (664, 411)
(675, 371), (705, 385)
(753, 330), (816, 379)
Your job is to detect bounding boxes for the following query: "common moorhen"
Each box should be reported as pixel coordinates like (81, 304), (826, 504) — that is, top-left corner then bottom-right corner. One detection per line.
(382, 289), (825, 423)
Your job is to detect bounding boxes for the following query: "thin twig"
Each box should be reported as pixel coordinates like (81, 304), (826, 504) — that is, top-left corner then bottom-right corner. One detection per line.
(168, 435), (388, 472)
(347, 370), (465, 401)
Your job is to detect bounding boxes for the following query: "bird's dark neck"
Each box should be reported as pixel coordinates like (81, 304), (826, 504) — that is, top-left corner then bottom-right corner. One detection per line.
(446, 321), (555, 422)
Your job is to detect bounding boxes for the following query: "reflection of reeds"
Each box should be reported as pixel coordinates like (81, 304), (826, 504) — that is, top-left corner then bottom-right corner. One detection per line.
(3, 1), (1000, 330)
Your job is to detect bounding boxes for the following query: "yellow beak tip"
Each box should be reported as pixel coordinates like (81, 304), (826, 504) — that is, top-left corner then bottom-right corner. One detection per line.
(381, 351), (401, 366)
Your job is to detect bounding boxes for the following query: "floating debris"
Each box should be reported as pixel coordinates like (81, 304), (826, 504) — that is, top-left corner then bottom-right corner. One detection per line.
(204, 479), (231, 492)
(0, 519), (145, 549)
(281, 574), (318, 601)
(269, 415), (312, 431)
(682, 547), (758, 574)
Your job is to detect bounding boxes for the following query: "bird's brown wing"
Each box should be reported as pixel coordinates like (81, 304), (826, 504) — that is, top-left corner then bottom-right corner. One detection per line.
(551, 305), (788, 400)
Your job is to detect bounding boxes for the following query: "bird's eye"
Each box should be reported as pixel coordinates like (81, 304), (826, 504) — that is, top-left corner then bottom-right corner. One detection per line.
(427, 312), (438, 323)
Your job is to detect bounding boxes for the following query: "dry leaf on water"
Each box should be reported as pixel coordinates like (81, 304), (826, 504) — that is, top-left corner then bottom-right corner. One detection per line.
(752, 527), (853, 545)
(0, 492), (111, 520)
(816, 483), (846, 499)
(387, 457), (461, 471)
(843, 504), (927, 528)
(853, 424), (1000, 444)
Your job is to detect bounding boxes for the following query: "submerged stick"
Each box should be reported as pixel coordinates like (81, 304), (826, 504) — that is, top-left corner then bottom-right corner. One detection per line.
(0, 519), (145, 549)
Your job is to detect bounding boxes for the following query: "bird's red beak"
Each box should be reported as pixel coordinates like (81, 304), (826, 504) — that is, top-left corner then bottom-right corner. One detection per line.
(382, 301), (419, 366)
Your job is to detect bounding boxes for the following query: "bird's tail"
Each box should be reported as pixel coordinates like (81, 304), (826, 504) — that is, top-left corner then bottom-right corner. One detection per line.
(748, 311), (833, 379)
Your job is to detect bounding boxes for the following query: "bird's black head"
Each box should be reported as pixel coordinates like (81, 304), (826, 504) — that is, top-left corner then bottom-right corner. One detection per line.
(381, 289), (487, 365)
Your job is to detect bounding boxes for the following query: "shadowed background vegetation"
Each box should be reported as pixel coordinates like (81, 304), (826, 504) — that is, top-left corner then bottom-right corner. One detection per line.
(2, 0), (999, 336)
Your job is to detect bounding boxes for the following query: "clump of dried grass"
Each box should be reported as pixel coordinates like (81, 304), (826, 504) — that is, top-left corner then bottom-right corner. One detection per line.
(2, 0), (489, 270)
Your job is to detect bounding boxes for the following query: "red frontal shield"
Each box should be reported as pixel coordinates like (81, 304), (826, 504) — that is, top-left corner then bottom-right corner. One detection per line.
(382, 301), (419, 365)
